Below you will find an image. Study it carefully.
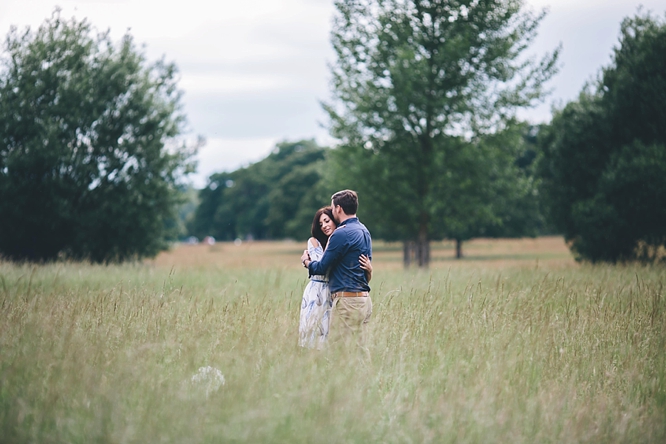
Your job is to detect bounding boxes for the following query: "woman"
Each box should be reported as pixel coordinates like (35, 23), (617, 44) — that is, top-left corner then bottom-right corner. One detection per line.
(298, 207), (372, 348)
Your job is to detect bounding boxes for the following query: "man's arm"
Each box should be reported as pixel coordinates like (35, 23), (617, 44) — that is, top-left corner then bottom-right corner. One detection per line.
(306, 231), (346, 275)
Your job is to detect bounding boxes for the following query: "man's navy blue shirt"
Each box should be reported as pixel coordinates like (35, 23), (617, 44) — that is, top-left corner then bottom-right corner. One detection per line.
(308, 217), (372, 294)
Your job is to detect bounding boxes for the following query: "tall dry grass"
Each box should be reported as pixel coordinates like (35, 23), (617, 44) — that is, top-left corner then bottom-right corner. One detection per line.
(1, 238), (664, 443)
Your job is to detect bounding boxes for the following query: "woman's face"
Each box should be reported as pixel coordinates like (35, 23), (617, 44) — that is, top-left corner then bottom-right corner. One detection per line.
(319, 213), (336, 237)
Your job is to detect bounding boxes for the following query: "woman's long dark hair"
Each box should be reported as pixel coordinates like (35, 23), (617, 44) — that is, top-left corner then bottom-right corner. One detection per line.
(311, 207), (336, 249)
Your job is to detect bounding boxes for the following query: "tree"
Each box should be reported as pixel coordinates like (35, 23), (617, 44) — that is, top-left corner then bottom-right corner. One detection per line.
(469, 124), (553, 240)
(190, 140), (333, 241)
(0, 10), (195, 262)
(538, 11), (666, 263)
(433, 122), (550, 258)
(325, 0), (558, 266)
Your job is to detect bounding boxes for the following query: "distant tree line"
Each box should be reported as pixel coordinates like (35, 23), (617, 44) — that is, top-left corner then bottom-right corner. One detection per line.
(2, 6), (665, 265)
(189, 140), (334, 242)
(190, 126), (552, 256)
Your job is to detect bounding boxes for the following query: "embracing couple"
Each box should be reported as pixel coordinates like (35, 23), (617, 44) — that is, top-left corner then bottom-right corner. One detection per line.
(299, 189), (373, 349)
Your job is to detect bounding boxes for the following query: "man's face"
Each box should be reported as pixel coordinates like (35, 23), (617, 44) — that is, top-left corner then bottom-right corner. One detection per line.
(331, 200), (341, 223)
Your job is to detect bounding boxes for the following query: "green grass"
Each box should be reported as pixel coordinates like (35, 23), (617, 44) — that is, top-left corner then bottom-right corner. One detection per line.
(1, 255), (665, 443)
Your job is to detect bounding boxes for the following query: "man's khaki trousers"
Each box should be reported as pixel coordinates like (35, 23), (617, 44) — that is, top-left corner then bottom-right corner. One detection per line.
(329, 296), (372, 345)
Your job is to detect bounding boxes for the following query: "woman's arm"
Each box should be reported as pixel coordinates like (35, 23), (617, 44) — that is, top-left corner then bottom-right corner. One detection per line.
(359, 254), (372, 282)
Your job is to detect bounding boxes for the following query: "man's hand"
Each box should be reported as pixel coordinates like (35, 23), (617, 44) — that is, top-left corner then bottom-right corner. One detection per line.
(301, 250), (311, 267)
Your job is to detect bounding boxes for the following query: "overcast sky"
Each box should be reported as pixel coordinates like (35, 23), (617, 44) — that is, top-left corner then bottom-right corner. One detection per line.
(1, 0), (664, 187)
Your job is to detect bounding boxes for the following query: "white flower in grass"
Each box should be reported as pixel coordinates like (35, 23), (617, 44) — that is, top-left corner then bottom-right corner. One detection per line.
(190, 366), (225, 397)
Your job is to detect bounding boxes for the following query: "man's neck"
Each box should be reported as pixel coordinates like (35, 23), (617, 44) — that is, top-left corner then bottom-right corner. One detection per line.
(338, 214), (356, 224)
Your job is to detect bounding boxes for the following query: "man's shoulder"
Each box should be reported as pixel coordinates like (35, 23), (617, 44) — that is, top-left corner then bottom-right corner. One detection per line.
(329, 225), (348, 243)
(356, 220), (371, 234)
(333, 224), (348, 234)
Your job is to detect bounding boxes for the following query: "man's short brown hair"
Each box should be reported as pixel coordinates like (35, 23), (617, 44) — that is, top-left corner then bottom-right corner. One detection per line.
(331, 189), (358, 215)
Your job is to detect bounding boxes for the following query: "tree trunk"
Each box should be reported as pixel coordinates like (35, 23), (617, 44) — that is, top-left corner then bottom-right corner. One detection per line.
(403, 240), (430, 267)
(415, 238), (430, 267)
(455, 238), (463, 259)
(416, 224), (430, 267)
(403, 240), (415, 267)
(404, 224), (431, 268)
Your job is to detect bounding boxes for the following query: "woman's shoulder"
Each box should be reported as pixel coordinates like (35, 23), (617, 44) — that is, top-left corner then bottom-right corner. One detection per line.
(307, 237), (321, 248)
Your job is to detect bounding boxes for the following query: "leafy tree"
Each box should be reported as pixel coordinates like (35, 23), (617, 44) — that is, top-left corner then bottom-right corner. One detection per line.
(0, 11), (195, 262)
(191, 140), (332, 241)
(538, 11), (666, 262)
(436, 122), (550, 257)
(325, 0), (558, 266)
(474, 124), (553, 239)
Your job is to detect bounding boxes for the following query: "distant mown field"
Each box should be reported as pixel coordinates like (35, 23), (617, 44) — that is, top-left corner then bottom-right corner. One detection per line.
(1, 237), (665, 443)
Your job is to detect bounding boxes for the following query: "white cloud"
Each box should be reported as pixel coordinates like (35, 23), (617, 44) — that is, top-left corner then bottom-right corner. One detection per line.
(179, 73), (294, 95)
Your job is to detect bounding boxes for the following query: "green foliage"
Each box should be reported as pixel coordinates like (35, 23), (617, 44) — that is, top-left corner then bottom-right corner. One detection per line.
(330, 122), (548, 243)
(191, 140), (332, 241)
(326, 0), (558, 263)
(538, 11), (666, 262)
(0, 10), (195, 263)
(477, 124), (553, 238)
(169, 185), (200, 241)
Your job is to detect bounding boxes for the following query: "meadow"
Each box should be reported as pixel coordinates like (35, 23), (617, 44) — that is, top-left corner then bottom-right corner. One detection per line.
(1, 237), (665, 443)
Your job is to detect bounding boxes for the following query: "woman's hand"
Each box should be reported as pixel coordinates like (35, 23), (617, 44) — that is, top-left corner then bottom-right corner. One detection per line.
(359, 254), (373, 282)
(359, 254), (372, 272)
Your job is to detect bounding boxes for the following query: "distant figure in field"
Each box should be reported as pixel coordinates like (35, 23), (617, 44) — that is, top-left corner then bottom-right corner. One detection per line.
(301, 190), (373, 347)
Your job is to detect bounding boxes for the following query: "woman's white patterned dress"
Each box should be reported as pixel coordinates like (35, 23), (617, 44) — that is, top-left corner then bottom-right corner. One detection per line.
(298, 239), (332, 348)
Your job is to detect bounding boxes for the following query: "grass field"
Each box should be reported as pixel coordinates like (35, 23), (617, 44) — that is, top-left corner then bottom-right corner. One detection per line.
(1, 237), (665, 443)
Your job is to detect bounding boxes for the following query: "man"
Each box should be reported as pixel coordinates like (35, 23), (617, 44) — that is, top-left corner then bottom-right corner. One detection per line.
(301, 189), (373, 344)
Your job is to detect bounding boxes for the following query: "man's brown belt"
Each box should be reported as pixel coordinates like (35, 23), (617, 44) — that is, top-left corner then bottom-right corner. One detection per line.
(332, 291), (369, 298)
